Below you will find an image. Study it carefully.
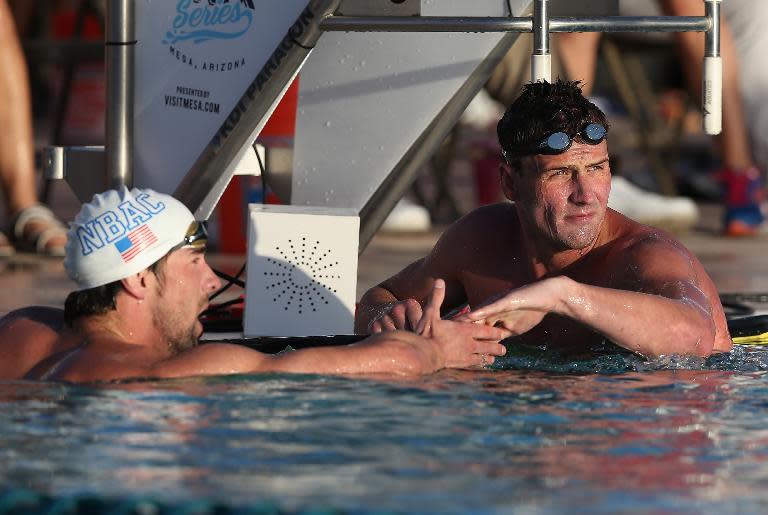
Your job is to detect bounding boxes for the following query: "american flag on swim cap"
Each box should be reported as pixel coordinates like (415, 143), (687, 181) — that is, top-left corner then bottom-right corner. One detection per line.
(115, 224), (158, 262)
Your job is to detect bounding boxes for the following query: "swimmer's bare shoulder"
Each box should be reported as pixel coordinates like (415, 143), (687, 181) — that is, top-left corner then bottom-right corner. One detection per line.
(26, 342), (309, 383)
(440, 203), (520, 242)
(0, 307), (81, 380)
(0, 306), (65, 332)
(23, 341), (212, 383)
(601, 211), (699, 267)
(602, 219), (731, 353)
(377, 203), (522, 311)
(427, 203), (521, 270)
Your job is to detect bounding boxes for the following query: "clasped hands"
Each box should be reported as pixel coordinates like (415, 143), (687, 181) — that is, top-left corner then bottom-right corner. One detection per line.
(369, 279), (561, 368)
(370, 278), (557, 333)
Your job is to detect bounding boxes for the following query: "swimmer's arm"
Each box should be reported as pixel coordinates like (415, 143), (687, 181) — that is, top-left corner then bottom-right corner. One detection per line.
(155, 279), (507, 377)
(460, 243), (718, 357)
(556, 276), (716, 358)
(146, 336), (444, 377)
(577, 238), (720, 357)
(148, 327), (508, 378)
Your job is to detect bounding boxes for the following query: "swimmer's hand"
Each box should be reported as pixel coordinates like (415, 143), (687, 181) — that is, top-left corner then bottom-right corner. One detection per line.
(368, 298), (424, 333)
(415, 279), (509, 369)
(454, 279), (560, 336)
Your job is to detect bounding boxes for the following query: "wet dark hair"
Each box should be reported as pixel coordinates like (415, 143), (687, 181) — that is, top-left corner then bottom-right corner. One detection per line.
(63, 255), (168, 327)
(64, 281), (123, 327)
(497, 79), (609, 163)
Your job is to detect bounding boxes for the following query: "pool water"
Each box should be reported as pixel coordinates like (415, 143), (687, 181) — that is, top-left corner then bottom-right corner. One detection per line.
(2, 346), (768, 514)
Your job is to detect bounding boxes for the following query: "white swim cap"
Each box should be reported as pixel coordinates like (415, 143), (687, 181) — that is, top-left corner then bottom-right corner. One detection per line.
(64, 187), (196, 290)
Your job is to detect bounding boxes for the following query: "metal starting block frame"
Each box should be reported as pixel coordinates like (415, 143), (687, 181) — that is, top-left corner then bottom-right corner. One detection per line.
(47, 0), (722, 241)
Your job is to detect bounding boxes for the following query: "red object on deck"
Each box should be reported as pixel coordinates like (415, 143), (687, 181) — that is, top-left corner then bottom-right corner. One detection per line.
(217, 79), (300, 254)
(53, 9), (106, 145)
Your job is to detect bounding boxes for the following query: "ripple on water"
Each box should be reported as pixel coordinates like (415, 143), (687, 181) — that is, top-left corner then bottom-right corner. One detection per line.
(495, 341), (768, 374)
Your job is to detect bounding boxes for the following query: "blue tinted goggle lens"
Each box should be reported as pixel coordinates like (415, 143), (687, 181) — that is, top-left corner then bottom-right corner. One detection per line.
(583, 122), (606, 142)
(543, 132), (571, 152)
(537, 123), (607, 154)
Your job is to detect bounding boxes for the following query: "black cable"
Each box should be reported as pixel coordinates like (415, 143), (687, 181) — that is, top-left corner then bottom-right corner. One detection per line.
(209, 297), (244, 310)
(253, 142), (267, 177)
(728, 315), (768, 338)
(209, 265), (246, 302)
(203, 145), (264, 315)
(202, 297), (244, 317)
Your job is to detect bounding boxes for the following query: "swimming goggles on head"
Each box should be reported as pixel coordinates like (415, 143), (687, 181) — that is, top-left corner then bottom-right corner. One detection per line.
(535, 123), (607, 155)
(170, 221), (208, 252)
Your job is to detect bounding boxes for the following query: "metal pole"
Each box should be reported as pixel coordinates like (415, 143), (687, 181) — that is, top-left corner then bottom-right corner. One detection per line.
(703, 0), (722, 135)
(551, 16), (709, 33)
(174, 0), (343, 220)
(319, 16), (710, 34)
(531, 0), (551, 81)
(320, 16), (533, 32)
(105, 0), (135, 189)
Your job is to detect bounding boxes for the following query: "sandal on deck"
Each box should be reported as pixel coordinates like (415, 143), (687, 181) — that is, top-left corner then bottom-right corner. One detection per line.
(11, 205), (67, 257)
(0, 231), (14, 258)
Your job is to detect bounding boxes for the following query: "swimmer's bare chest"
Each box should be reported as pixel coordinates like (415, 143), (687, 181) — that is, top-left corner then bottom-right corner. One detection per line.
(459, 244), (621, 307)
(456, 246), (623, 349)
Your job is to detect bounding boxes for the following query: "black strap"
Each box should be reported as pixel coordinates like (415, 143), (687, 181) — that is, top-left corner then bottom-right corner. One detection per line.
(205, 334), (367, 354)
(727, 314), (768, 338)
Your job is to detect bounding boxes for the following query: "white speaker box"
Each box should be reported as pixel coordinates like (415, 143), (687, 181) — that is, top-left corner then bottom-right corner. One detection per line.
(243, 205), (359, 337)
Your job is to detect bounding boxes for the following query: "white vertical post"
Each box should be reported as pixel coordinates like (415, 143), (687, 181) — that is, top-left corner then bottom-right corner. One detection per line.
(703, 0), (722, 135)
(531, 0), (551, 82)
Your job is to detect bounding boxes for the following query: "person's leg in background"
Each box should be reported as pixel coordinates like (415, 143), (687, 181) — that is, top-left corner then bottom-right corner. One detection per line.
(0, 0), (66, 256)
(555, 30), (700, 233)
(556, 31), (602, 94)
(660, 0), (763, 235)
(723, 0), (768, 198)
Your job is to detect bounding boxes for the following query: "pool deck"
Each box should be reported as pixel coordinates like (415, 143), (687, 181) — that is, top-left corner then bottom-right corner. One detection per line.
(1, 190), (766, 318)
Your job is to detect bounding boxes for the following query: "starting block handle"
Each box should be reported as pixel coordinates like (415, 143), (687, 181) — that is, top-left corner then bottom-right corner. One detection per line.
(531, 54), (552, 82)
(531, 0), (551, 82)
(703, 56), (722, 135)
(703, 0), (722, 135)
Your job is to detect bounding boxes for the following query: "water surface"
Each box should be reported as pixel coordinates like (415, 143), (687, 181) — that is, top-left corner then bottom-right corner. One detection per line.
(2, 347), (768, 514)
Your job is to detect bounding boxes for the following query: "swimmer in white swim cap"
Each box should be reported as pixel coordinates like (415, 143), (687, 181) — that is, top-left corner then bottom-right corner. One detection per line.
(1, 188), (509, 382)
(64, 187), (205, 290)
